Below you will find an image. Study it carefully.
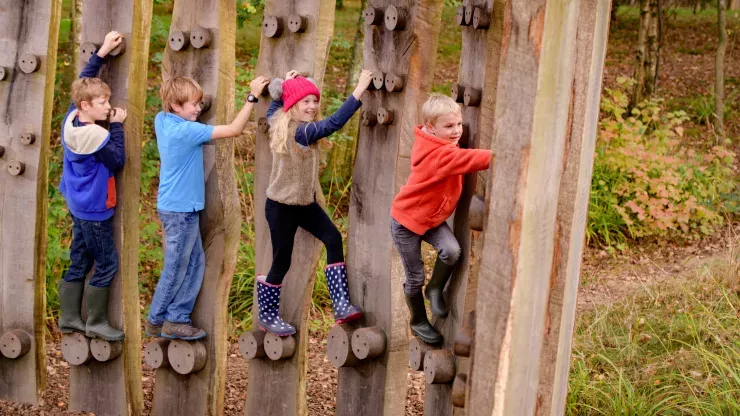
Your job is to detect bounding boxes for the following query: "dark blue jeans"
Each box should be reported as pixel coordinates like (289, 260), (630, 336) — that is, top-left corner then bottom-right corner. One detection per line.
(147, 210), (205, 326)
(63, 215), (118, 288)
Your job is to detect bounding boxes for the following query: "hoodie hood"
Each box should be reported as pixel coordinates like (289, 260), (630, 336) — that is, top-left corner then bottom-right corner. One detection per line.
(62, 109), (111, 158)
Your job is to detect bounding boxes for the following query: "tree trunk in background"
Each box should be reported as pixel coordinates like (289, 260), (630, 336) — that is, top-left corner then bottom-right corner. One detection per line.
(716, 0), (727, 141)
(633, 0), (660, 105)
(730, 0), (739, 10)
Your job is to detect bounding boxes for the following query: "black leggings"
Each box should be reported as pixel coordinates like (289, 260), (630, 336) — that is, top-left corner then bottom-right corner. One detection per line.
(265, 198), (344, 284)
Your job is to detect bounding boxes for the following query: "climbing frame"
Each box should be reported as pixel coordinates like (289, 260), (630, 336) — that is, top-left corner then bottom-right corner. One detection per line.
(0, 0), (61, 405)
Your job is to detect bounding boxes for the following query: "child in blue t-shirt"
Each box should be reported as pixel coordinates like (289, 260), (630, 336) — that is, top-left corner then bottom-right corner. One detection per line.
(145, 75), (268, 340)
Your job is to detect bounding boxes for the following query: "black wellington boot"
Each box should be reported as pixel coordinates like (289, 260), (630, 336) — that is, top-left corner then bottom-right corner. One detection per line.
(58, 280), (87, 334)
(85, 286), (125, 341)
(405, 292), (442, 345)
(424, 257), (455, 318)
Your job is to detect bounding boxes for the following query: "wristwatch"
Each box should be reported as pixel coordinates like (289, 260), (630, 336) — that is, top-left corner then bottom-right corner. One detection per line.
(247, 93), (258, 103)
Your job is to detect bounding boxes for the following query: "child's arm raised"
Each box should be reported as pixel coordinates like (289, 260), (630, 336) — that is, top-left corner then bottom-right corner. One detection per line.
(69, 31), (123, 112)
(95, 108), (127, 173)
(211, 76), (270, 140)
(294, 69), (373, 147)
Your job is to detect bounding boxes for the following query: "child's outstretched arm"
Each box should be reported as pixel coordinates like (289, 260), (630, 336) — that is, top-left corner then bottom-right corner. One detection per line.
(294, 69), (373, 147)
(434, 147), (493, 177)
(211, 76), (270, 140)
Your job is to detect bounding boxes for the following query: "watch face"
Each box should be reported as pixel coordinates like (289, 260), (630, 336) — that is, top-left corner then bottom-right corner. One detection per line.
(248, 94), (258, 103)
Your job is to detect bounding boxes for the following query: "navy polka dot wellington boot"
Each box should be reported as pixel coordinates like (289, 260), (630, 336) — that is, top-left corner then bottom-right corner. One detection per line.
(324, 263), (363, 324)
(256, 276), (296, 336)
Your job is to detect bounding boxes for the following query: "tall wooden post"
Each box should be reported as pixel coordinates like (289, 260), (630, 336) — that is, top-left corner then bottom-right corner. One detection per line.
(147, 1), (239, 415)
(63, 2), (152, 414)
(536, 1), (611, 415)
(243, 2), (335, 415)
(332, 1), (444, 416)
(0, 0), (61, 405)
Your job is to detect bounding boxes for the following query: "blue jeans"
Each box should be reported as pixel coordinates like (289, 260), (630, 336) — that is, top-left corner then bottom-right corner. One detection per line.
(64, 215), (118, 288)
(148, 210), (205, 325)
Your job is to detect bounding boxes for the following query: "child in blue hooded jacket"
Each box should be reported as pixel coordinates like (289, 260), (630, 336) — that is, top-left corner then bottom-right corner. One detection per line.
(57, 31), (128, 341)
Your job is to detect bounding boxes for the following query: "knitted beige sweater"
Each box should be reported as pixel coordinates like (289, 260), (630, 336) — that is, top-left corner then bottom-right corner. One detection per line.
(266, 124), (320, 206)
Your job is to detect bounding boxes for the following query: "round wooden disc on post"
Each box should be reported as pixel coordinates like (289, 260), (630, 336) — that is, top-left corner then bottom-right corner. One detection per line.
(409, 338), (435, 371)
(200, 94), (213, 114)
(61, 333), (92, 366)
(376, 108), (394, 125)
(190, 26), (211, 49)
(0, 66), (8, 81)
(20, 132), (36, 145)
(257, 117), (269, 133)
(451, 83), (465, 103)
(452, 373), (468, 407)
(0, 146), (5, 157)
(363, 6), (384, 26)
(168, 30), (190, 51)
(168, 340), (207, 375)
(463, 87), (482, 107)
(144, 339), (170, 369)
(7, 160), (26, 176)
(327, 325), (360, 368)
(80, 42), (99, 63)
(287, 14), (308, 33)
(464, 6), (474, 25)
(361, 110), (377, 126)
(91, 339), (123, 362)
(468, 194), (485, 232)
(0, 330), (32, 359)
(262, 16), (284, 38)
(384, 73), (405, 92)
(264, 332), (296, 361)
(423, 349), (456, 384)
(384, 6), (407, 31)
(238, 330), (266, 360)
(351, 327), (386, 360)
(18, 53), (40, 74)
(456, 6), (469, 26)
(109, 37), (126, 56)
(371, 71), (385, 91)
(472, 7), (490, 30)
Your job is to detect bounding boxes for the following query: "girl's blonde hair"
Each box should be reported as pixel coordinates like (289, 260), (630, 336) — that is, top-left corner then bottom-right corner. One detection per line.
(269, 105), (325, 154)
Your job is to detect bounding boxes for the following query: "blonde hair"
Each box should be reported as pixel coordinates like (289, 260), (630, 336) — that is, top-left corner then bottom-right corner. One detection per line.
(71, 78), (111, 109)
(269, 105), (324, 154)
(422, 94), (461, 126)
(160, 76), (203, 112)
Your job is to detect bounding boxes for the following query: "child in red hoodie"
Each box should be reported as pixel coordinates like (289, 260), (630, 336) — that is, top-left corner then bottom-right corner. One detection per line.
(390, 94), (491, 344)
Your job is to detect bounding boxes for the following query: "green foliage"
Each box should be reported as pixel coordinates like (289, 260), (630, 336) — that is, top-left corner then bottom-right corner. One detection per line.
(587, 77), (737, 249)
(237, 0), (264, 28)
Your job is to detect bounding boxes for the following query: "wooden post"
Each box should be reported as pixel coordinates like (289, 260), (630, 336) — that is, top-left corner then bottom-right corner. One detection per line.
(462, 0), (591, 414)
(335, 1), (443, 415)
(150, 0), (239, 415)
(536, 1), (611, 415)
(0, 0), (61, 405)
(65, 2), (152, 414)
(244, 1), (335, 415)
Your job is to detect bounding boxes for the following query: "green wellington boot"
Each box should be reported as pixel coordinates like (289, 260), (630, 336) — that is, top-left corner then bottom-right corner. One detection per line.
(85, 286), (125, 341)
(424, 257), (455, 318)
(58, 280), (87, 334)
(405, 292), (442, 345)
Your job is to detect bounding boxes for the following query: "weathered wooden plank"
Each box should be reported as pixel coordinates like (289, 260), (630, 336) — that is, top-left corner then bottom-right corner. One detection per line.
(337, 1), (444, 415)
(151, 1), (238, 415)
(535, 2), (611, 415)
(66, 2), (152, 415)
(0, 0), (61, 405)
(245, 2), (335, 415)
(464, 0), (584, 415)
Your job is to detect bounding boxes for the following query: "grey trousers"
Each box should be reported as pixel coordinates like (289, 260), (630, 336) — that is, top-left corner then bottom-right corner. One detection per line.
(390, 217), (461, 296)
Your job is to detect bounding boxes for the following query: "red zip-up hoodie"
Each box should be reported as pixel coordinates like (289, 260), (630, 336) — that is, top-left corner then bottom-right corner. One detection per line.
(391, 126), (491, 235)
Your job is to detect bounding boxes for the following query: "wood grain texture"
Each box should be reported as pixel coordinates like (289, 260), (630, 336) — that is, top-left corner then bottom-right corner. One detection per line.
(0, 0), (61, 405)
(152, 0), (238, 415)
(464, 0), (583, 415)
(338, 1), (443, 415)
(535, 2), (611, 415)
(245, 1), (335, 415)
(68, 1), (152, 414)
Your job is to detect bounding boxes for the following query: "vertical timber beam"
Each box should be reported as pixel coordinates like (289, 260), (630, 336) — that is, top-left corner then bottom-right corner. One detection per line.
(535, 2), (611, 415)
(464, 0), (585, 415)
(67, 1), (152, 414)
(0, 0), (61, 405)
(336, 1), (443, 416)
(151, 0), (238, 414)
(244, 1), (335, 415)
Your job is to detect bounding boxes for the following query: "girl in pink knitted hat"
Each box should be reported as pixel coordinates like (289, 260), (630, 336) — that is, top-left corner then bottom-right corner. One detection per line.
(256, 69), (373, 336)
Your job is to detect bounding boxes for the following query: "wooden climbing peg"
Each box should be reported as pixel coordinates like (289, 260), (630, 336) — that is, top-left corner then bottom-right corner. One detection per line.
(168, 30), (190, 51)
(384, 72), (405, 92)
(327, 325), (360, 368)
(7, 160), (25, 176)
(376, 107), (394, 125)
(451, 83), (465, 103)
(361, 110), (377, 126)
(363, 6), (383, 25)
(20, 132), (35, 145)
(454, 310), (476, 357)
(18, 53), (40, 74)
(452, 373), (468, 407)
(423, 349), (456, 384)
(257, 117), (269, 133)
(0, 145), (5, 157)
(464, 6), (474, 25)
(238, 330), (266, 360)
(200, 94), (213, 113)
(472, 7), (490, 30)
(80, 42), (99, 63)
(262, 16), (284, 38)
(109, 37), (126, 56)
(287, 14), (308, 33)
(459, 124), (471, 148)
(456, 6), (469, 26)
(351, 327), (386, 360)
(463, 87), (482, 107)
(91, 339), (123, 362)
(61, 333), (92, 366)
(0, 66), (8, 81)
(144, 339), (171, 369)
(264, 332), (295, 360)
(0, 330), (32, 359)
(190, 26), (211, 49)
(371, 70), (385, 91)
(384, 6), (407, 31)
(409, 338), (435, 371)
(168, 340), (207, 375)
(468, 195), (485, 232)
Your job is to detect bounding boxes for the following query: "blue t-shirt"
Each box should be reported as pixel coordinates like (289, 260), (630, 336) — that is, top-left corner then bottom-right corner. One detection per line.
(155, 112), (214, 212)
